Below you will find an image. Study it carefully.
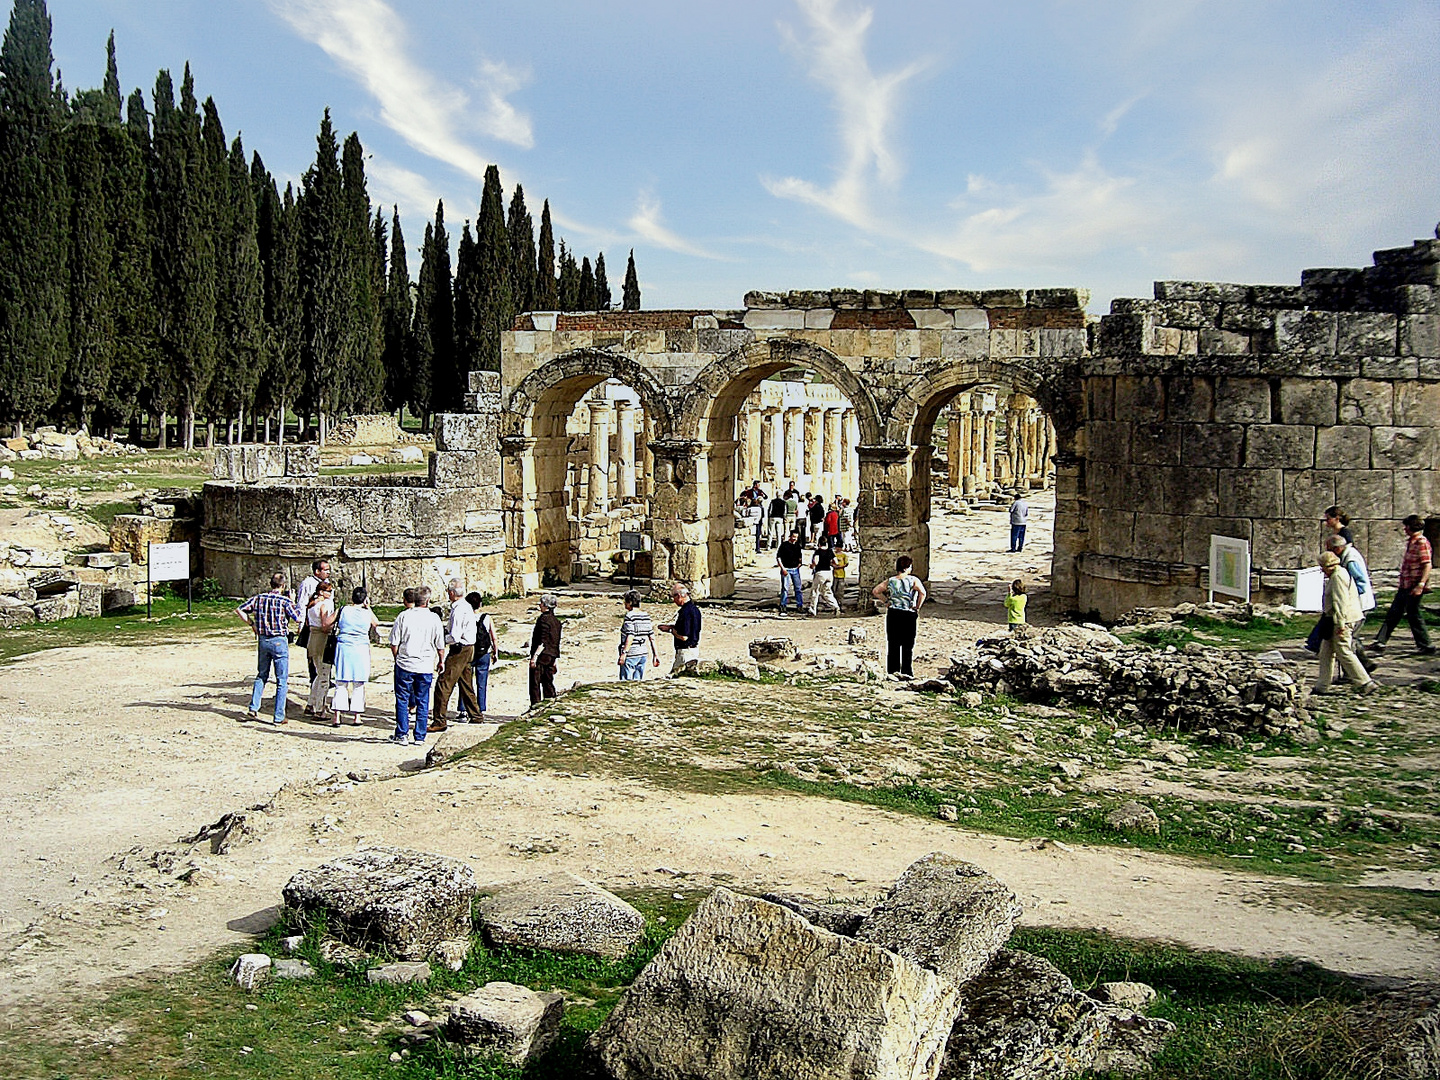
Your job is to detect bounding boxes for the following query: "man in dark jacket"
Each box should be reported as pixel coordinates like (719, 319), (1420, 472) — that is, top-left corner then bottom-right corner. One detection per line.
(659, 582), (702, 675)
(528, 592), (562, 705)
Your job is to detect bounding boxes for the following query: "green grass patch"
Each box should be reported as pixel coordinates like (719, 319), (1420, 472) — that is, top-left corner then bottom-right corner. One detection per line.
(0, 595), (239, 664)
(85, 498), (137, 532)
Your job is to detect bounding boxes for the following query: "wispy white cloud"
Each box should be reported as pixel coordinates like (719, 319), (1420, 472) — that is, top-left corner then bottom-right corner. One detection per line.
(1099, 90), (1148, 137)
(268, 0), (532, 184)
(627, 193), (726, 260)
(763, 0), (925, 227)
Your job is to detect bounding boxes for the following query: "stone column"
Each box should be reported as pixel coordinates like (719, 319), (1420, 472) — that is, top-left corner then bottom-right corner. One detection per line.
(615, 399), (636, 500)
(947, 416), (962, 490)
(855, 444), (928, 590)
(982, 410), (996, 488)
(642, 414), (655, 498)
(823, 408), (842, 497)
(759, 408), (776, 484)
(743, 407), (763, 487)
(803, 407), (823, 490)
(785, 407), (804, 488)
(841, 409), (856, 500)
(585, 394), (610, 514)
(968, 407), (984, 487)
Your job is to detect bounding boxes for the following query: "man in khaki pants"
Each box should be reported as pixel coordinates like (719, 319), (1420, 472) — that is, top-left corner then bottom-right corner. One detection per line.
(431, 580), (481, 731)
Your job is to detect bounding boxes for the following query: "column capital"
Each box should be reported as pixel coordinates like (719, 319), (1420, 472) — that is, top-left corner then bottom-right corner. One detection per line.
(857, 444), (910, 463)
(500, 435), (537, 455)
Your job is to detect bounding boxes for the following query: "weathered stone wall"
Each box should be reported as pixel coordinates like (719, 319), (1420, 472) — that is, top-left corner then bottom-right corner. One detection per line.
(1079, 237), (1440, 617)
(202, 374), (504, 603)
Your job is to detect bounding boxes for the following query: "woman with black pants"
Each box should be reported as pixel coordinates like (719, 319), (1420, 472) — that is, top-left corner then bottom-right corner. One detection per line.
(873, 555), (926, 676)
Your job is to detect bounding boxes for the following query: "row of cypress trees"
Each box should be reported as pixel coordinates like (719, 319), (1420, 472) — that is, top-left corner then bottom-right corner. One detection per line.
(0, 0), (641, 445)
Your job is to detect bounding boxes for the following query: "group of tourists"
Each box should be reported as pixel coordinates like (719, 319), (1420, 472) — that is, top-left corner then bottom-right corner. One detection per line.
(1309, 506), (1434, 696)
(237, 562), (497, 746)
(738, 480), (856, 554)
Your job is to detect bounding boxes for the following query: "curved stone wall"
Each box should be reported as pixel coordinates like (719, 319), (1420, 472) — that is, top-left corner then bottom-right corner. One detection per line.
(1078, 237), (1440, 617)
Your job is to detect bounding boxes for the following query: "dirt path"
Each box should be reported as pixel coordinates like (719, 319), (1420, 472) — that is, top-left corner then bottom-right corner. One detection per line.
(3, 499), (1435, 1016)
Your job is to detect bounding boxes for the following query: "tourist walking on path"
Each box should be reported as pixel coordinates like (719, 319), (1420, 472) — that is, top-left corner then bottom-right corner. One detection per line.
(1323, 505), (1355, 547)
(294, 559), (331, 682)
(783, 486), (800, 541)
(459, 591), (499, 721)
(1314, 551), (1379, 695)
(776, 529), (805, 613)
(808, 536), (840, 616)
(389, 587), (445, 745)
(1009, 496), (1029, 552)
(1372, 514), (1435, 655)
(808, 495), (826, 546)
(766, 492), (788, 550)
(1307, 534), (1377, 671)
(1005, 578), (1028, 631)
(660, 582), (703, 674)
(529, 593), (563, 705)
(872, 555), (926, 677)
(304, 579), (338, 720)
(837, 498), (855, 550)
(237, 572), (301, 725)
(618, 589), (659, 680)
(431, 580), (482, 731)
(831, 546), (849, 610)
(330, 586), (379, 726)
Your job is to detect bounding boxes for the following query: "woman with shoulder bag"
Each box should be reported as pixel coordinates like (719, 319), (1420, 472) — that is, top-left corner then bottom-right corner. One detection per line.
(304, 579), (339, 720)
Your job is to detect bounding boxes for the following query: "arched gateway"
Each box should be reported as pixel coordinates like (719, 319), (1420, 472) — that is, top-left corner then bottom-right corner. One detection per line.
(498, 293), (1089, 601)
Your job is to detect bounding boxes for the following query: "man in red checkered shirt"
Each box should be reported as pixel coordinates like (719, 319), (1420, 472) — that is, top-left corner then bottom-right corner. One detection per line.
(1371, 515), (1435, 656)
(237, 572), (303, 723)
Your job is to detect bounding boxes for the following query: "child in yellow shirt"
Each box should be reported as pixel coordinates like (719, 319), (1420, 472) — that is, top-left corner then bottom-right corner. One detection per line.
(1005, 578), (1027, 630)
(831, 548), (849, 610)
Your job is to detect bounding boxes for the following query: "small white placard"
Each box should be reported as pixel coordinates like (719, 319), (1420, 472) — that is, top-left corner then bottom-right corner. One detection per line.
(148, 541), (190, 582)
(1208, 534), (1250, 602)
(1293, 566), (1325, 612)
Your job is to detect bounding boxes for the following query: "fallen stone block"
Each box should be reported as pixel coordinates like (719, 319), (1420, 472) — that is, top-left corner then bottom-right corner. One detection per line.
(282, 846), (480, 960)
(366, 961), (432, 986)
(448, 981), (565, 1066)
(589, 888), (962, 1080)
(938, 949), (1174, 1080)
(432, 938), (471, 971)
(856, 853), (1023, 986)
(749, 636), (794, 662)
(478, 871), (645, 960)
(229, 953), (271, 990)
(757, 892), (868, 936)
(1093, 981), (1158, 1011)
(425, 723), (498, 768)
(272, 958), (317, 980)
(318, 937), (370, 968)
(1106, 802), (1161, 837)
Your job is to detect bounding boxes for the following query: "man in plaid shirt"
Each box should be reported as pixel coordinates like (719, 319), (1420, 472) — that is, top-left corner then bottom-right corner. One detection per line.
(237, 572), (303, 723)
(1372, 514), (1435, 656)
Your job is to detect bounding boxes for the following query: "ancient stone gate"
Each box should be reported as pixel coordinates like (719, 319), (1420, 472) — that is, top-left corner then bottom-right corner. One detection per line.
(501, 235), (1440, 619)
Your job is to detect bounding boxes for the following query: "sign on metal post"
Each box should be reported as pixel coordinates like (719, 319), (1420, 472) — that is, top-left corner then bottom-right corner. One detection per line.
(1207, 534), (1250, 603)
(618, 531), (644, 585)
(147, 541), (192, 617)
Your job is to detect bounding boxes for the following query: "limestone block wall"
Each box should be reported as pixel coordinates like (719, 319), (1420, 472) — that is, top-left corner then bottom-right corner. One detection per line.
(202, 373), (504, 603)
(1079, 236), (1440, 618)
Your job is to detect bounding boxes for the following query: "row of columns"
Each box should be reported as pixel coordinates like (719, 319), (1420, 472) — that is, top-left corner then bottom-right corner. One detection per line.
(582, 394), (642, 514)
(1006, 395), (1055, 489)
(738, 404), (859, 500)
(945, 392), (1055, 493)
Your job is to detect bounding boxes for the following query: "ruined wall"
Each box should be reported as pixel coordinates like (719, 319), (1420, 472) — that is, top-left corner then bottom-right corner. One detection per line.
(202, 374), (504, 603)
(1080, 237), (1440, 617)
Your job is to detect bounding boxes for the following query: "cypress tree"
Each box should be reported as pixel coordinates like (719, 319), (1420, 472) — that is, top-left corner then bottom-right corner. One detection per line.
(622, 248), (640, 310)
(577, 255), (596, 311)
(557, 241), (579, 311)
(421, 200), (454, 419)
(474, 163), (513, 373)
(506, 183), (535, 314)
(452, 220), (481, 384)
(369, 208), (388, 409)
(408, 220), (437, 427)
(297, 109), (347, 442)
(256, 180), (303, 442)
(535, 199), (556, 309)
(210, 135), (264, 442)
(381, 208), (411, 416)
(101, 88), (155, 436)
(340, 131), (382, 412)
(69, 28), (120, 124)
(594, 251), (611, 311)
(0, 0), (68, 432)
(63, 118), (113, 427)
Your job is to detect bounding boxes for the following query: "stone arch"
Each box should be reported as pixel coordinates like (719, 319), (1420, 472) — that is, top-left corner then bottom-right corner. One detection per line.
(500, 349), (671, 594)
(886, 359), (1082, 450)
(659, 339), (883, 597)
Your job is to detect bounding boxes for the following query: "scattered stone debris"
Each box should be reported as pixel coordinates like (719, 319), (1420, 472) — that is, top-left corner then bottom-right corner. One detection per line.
(946, 626), (1307, 739)
(366, 961), (432, 986)
(432, 938), (471, 971)
(478, 871), (646, 960)
(1113, 600), (1292, 628)
(1106, 802), (1162, 837)
(229, 953), (271, 990)
(272, 958), (316, 980)
(318, 938), (370, 968)
(0, 427), (142, 463)
(448, 981), (565, 1066)
(282, 847), (480, 960)
(748, 636), (794, 662)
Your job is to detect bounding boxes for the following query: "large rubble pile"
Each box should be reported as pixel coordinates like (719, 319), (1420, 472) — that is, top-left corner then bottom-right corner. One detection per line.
(0, 525), (140, 627)
(946, 625), (1307, 740)
(326, 413), (432, 448)
(0, 427), (142, 462)
(260, 848), (1172, 1080)
(1111, 600), (1294, 629)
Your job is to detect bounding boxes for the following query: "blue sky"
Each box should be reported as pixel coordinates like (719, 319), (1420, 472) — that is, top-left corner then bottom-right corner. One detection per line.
(48, 0), (1440, 312)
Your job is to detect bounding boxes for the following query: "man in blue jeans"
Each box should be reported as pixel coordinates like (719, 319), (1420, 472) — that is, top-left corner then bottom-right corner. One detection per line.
(388, 586), (447, 746)
(237, 572), (302, 725)
(1009, 495), (1029, 552)
(775, 529), (805, 613)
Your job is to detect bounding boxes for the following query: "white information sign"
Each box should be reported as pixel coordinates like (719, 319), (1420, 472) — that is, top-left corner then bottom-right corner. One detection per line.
(1207, 534), (1251, 602)
(148, 542), (190, 582)
(1293, 566), (1325, 612)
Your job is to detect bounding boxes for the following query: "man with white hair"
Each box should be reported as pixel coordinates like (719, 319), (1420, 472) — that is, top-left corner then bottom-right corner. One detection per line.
(431, 579), (481, 731)
(529, 593), (563, 704)
(658, 581), (702, 675)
